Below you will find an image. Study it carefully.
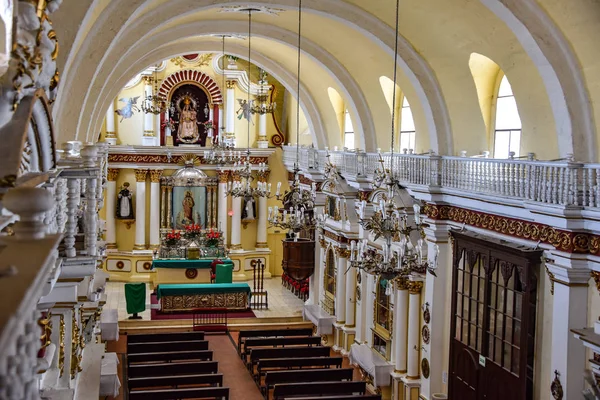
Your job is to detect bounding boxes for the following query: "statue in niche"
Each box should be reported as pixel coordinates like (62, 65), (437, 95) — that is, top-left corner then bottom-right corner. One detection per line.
(177, 97), (200, 143)
(242, 195), (256, 221)
(116, 182), (134, 219)
(175, 190), (202, 228)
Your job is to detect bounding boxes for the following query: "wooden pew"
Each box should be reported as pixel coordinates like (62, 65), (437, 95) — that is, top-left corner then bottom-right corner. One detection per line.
(128, 386), (229, 400)
(272, 381), (367, 399)
(256, 356), (343, 380)
(263, 368), (353, 395)
(128, 350), (213, 364)
(243, 336), (322, 359)
(248, 346), (331, 373)
(128, 331), (205, 343)
(289, 396), (381, 400)
(128, 361), (219, 379)
(128, 373), (224, 390)
(127, 339), (209, 354)
(237, 328), (314, 355)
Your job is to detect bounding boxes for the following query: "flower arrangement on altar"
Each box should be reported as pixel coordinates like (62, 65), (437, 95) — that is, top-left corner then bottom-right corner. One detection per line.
(204, 228), (222, 247)
(162, 118), (176, 131)
(183, 224), (203, 241)
(200, 120), (215, 131)
(164, 229), (181, 246)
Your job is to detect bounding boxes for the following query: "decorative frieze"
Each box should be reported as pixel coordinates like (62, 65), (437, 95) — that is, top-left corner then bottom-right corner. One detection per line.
(109, 153), (269, 165)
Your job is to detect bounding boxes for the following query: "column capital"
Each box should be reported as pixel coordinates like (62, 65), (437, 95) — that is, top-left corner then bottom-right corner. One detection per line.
(226, 80), (236, 89)
(408, 280), (423, 294)
(423, 220), (452, 243)
(395, 277), (410, 290)
(142, 76), (154, 84)
(232, 170), (242, 182)
(218, 170), (230, 183)
(257, 170), (271, 182)
(149, 169), (163, 183)
(335, 246), (350, 259)
(318, 236), (326, 248)
(134, 169), (148, 182)
(546, 259), (591, 286)
(107, 168), (119, 181)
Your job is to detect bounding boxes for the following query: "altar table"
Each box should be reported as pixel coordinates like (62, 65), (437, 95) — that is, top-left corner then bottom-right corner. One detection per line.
(152, 259), (234, 285)
(156, 283), (251, 312)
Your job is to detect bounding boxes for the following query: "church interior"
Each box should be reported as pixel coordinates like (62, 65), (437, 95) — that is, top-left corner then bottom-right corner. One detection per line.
(2, 0), (600, 399)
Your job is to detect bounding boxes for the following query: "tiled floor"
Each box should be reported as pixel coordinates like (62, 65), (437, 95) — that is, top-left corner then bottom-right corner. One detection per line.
(104, 278), (305, 321)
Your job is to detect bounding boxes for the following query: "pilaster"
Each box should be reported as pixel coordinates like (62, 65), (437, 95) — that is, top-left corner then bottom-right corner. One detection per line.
(134, 169), (148, 251)
(149, 170), (163, 250)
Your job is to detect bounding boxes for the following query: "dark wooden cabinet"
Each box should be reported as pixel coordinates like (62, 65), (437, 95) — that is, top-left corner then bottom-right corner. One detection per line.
(449, 231), (541, 400)
(282, 239), (315, 281)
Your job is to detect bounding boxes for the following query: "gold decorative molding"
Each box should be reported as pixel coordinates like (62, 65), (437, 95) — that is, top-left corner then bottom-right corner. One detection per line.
(143, 130), (155, 137)
(226, 80), (236, 89)
(107, 168), (119, 182)
(218, 170), (230, 183)
(133, 244), (146, 250)
(319, 236), (326, 248)
(105, 131), (117, 139)
(70, 313), (82, 379)
(592, 271), (600, 295)
(546, 265), (556, 295)
(395, 277), (410, 291)
(142, 76), (154, 84)
(230, 244), (242, 250)
(231, 171), (242, 182)
(149, 169), (163, 183)
(408, 281), (423, 294)
(335, 247), (351, 259)
(255, 242), (269, 248)
(257, 170), (271, 183)
(58, 315), (65, 377)
(134, 169), (148, 182)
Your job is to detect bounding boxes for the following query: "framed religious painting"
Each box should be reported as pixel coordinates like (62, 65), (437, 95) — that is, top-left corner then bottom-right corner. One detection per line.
(172, 186), (207, 229)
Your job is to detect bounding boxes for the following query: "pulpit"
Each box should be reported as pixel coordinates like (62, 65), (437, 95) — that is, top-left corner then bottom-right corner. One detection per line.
(282, 239), (315, 280)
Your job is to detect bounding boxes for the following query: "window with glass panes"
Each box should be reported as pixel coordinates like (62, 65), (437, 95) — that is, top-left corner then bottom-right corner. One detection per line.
(343, 109), (355, 149)
(494, 75), (522, 159)
(375, 278), (390, 331)
(400, 97), (415, 152)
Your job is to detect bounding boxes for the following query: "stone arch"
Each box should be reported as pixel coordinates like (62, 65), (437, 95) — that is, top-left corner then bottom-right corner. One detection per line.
(158, 69), (223, 104)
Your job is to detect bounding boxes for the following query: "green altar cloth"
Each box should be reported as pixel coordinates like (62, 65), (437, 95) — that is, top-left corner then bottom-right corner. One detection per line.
(125, 283), (146, 314)
(152, 259), (233, 269)
(156, 283), (251, 300)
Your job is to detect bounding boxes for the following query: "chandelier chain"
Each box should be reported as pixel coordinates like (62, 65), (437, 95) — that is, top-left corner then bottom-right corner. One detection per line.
(390, 0), (400, 171)
(295, 0), (302, 171)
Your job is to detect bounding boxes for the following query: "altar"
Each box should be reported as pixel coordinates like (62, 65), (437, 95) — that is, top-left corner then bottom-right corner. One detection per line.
(156, 283), (251, 312)
(152, 259), (234, 285)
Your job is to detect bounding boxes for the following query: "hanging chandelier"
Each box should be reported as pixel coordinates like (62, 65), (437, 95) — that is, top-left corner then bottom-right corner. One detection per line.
(225, 10), (270, 200)
(251, 69), (276, 114)
(268, 0), (317, 237)
(349, 0), (438, 283)
(141, 66), (167, 114)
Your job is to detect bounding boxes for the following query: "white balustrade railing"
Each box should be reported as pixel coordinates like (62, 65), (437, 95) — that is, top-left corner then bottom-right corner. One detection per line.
(282, 146), (600, 209)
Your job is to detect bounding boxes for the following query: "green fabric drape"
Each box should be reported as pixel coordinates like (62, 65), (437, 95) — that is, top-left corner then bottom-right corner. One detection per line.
(215, 263), (233, 284)
(156, 283), (251, 299)
(125, 283), (146, 314)
(152, 259), (234, 269)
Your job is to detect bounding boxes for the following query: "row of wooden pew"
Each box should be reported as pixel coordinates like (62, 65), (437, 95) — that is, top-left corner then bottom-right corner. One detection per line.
(126, 331), (229, 400)
(237, 327), (381, 400)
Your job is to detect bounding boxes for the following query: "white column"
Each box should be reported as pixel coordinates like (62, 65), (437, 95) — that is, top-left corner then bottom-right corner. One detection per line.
(549, 259), (590, 399)
(105, 170), (118, 249)
(256, 173), (269, 251)
(420, 224), (451, 398)
(225, 81), (236, 147)
(217, 171), (229, 244)
(230, 174), (242, 251)
(257, 113), (268, 148)
(155, 112), (161, 146)
(105, 100), (117, 145)
(149, 170), (163, 250)
(365, 274), (376, 346)
(218, 105), (224, 144)
(142, 77), (155, 146)
(309, 232), (323, 306)
(407, 280), (423, 379)
(335, 248), (348, 323)
(345, 266), (356, 326)
(394, 279), (409, 373)
(134, 169), (148, 250)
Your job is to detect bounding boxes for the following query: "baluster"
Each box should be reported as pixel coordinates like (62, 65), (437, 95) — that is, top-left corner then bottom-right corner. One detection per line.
(65, 178), (80, 258)
(596, 169), (600, 207)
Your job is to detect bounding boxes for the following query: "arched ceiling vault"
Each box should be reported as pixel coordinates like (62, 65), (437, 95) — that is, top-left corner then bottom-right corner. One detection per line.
(55, 0), (452, 155)
(79, 20), (378, 151)
(86, 40), (327, 148)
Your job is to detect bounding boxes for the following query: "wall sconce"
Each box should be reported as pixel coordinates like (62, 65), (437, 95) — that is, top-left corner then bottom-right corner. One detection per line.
(228, 210), (234, 217)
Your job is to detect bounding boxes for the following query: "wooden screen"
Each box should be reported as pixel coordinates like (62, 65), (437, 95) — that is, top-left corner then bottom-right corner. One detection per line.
(449, 231), (541, 400)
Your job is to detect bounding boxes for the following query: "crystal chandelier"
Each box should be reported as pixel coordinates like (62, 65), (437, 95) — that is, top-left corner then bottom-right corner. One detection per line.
(141, 66), (167, 115)
(225, 153), (271, 199)
(349, 0), (438, 283)
(267, 0), (316, 238)
(251, 69), (276, 115)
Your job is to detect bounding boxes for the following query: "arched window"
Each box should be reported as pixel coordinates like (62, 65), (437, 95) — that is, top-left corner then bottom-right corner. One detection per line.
(325, 249), (336, 297)
(373, 277), (391, 359)
(343, 109), (355, 149)
(400, 97), (415, 152)
(493, 75), (522, 159)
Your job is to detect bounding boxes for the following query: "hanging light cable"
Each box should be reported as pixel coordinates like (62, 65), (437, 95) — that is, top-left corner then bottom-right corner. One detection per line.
(349, 0), (439, 282)
(268, 0), (316, 238)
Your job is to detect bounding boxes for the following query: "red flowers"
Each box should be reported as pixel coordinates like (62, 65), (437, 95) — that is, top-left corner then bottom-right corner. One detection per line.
(183, 224), (202, 240)
(165, 229), (181, 246)
(205, 228), (221, 246)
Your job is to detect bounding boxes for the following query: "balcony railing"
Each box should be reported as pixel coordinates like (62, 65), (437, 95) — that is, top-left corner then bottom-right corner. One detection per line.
(283, 146), (598, 209)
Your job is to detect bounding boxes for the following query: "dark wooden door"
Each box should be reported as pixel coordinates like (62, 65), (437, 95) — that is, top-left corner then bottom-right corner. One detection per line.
(448, 231), (540, 400)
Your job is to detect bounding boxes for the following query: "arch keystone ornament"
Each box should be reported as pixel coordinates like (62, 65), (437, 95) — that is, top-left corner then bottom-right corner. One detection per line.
(158, 69), (223, 104)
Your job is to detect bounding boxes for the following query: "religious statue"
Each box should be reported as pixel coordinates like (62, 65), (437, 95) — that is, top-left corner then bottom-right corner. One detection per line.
(237, 99), (254, 124)
(242, 195), (256, 220)
(177, 97), (200, 143)
(176, 190), (202, 228)
(116, 182), (134, 219)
